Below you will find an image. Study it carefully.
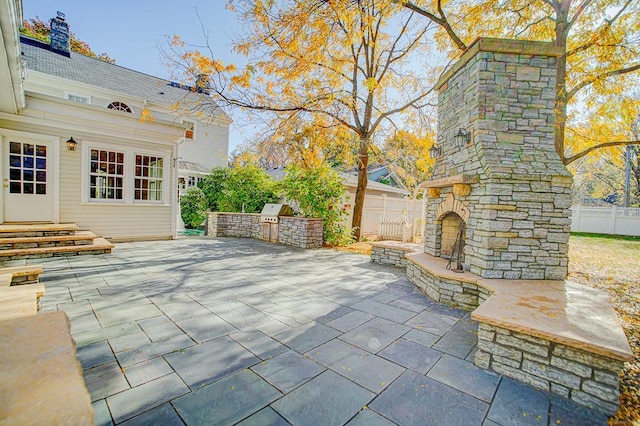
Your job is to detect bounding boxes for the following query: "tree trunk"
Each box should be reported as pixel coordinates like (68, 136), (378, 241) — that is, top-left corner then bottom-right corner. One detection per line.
(553, 7), (569, 164)
(351, 137), (369, 241)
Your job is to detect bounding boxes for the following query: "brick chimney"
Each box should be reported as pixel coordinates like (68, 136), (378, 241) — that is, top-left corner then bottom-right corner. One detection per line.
(50, 12), (70, 57)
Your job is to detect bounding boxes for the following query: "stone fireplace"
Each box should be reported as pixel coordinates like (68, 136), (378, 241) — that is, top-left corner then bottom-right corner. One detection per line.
(399, 38), (634, 416)
(423, 38), (573, 280)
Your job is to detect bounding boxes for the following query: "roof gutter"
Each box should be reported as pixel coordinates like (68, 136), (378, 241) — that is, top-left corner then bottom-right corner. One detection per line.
(0, 0), (26, 112)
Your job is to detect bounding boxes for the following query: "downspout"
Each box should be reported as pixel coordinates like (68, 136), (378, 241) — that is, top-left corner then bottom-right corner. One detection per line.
(171, 137), (186, 239)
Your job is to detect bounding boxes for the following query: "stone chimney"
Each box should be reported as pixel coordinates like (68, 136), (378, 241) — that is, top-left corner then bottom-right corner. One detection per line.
(424, 38), (573, 280)
(50, 12), (70, 57)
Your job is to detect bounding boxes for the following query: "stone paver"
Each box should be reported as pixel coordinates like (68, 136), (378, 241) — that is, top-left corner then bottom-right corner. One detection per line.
(426, 354), (500, 403)
(173, 369), (282, 425)
(106, 373), (189, 423)
(486, 377), (550, 425)
(370, 370), (488, 425)
(251, 350), (325, 393)
(271, 370), (374, 426)
(21, 237), (611, 425)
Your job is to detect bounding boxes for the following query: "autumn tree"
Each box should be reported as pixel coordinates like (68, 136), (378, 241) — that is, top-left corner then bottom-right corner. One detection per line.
(167, 0), (440, 240)
(379, 129), (436, 193)
(398, 0), (640, 165)
(21, 17), (115, 63)
(242, 116), (360, 170)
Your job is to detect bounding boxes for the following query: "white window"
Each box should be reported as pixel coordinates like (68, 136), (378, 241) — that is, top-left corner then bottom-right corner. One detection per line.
(84, 145), (168, 205)
(107, 101), (132, 113)
(134, 154), (164, 202)
(89, 149), (125, 200)
(183, 120), (195, 140)
(66, 93), (90, 104)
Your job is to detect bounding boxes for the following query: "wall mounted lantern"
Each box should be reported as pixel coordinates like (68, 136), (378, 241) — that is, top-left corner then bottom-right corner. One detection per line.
(454, 128), (471, 147)
(66, 137), (78, 151)
(429, 144), (442, 159)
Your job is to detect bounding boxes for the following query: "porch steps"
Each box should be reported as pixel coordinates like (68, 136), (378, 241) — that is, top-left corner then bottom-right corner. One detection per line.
(0, 224), (114, 261)
(0, 223), (78, 238)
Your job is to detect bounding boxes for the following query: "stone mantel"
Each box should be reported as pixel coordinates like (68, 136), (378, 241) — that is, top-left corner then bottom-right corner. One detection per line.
(419, 174), (479, 189)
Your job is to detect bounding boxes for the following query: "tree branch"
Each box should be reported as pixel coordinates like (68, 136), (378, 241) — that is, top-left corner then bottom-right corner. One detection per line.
(566, 0), (633, 57)
(567, 63), (640, 101)
(567, 0), (595, 31)
(564, 140), (640, 164)
(395, 0), (467, 51)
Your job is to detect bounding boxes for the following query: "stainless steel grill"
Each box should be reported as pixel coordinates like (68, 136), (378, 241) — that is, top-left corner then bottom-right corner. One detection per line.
(259, 204), (293, 242)
(260, 204), (293, 224)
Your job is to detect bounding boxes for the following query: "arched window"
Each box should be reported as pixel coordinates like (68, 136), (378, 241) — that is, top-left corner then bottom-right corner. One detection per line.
(107, 101), (132, 113)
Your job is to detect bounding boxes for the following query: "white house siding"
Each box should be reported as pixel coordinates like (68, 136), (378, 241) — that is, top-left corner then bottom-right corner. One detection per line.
(0, 95), (182, 240)
(58, 140), (175, 240)
(179, 121), (229, 171)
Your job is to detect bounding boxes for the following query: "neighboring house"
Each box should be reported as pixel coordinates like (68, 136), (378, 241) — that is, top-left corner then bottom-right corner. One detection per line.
(364, 165), (407, 190)
(265, 166), (409, 199)
(0, 9), (230, 240)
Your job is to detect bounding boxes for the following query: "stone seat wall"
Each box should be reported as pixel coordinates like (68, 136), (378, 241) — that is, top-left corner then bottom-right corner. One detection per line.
(404, 252), (633, 415)
(370, 241), (423, 268)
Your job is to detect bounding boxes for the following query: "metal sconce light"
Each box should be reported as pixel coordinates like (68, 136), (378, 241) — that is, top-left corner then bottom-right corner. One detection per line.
(429, 144), (442, 159)
(66, 137), (78, 151)
(454, 128), (471, 147)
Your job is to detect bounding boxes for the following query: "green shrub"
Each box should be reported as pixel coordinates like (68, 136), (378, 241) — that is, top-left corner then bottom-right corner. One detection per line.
(198, 167), (230, 211)
(218, 165), (280, 213)
(281, 164), (353, 246)
(180, 187), (208, 229)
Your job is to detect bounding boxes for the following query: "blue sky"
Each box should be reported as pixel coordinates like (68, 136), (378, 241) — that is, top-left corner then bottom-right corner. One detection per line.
(23, 1), (252, 151)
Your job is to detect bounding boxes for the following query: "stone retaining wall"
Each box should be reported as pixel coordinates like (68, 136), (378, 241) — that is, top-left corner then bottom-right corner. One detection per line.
(207, 212), (323, 249)
(475, 323), (623, 415)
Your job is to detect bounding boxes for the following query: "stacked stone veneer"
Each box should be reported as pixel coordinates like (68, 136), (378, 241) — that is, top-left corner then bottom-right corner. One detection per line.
(405, 260), (491, 310)
(278, 217), (323, 249)
(425, 38), (573, 280)
(206, 212), (323, 249)
(476, 323), (624, 415)
(401, 38), (632, 416)
(207, 213), (262, 239)
(370, 247), (409, 268)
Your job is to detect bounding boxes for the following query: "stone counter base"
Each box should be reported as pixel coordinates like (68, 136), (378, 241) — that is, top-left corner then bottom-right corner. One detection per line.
(207, 212), (323, 249)
(476, 323), (623, 415)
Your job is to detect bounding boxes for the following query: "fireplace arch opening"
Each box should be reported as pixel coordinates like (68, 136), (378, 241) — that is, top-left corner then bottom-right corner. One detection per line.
(438, 212), (466, 263)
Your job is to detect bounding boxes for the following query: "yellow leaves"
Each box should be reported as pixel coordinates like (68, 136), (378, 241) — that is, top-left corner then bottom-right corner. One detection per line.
(230, 68), (253, 89)
(170, 34), (184, 48)
(364, 77), (378, 92)
(139, 106), (154, 123)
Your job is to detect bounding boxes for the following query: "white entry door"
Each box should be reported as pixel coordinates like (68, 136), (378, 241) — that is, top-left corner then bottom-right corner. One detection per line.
(3, 139), (54, 222)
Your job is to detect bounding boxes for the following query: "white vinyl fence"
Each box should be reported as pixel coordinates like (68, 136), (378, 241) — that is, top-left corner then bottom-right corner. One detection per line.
(570, 206), (640, 237)
(345, 193), (423, 241)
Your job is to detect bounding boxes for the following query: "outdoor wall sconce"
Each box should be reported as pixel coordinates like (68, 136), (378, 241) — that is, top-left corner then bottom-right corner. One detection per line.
(66, 137), (78, 151)
(454, 128), (471, 147)
(429, 144), (442, 159)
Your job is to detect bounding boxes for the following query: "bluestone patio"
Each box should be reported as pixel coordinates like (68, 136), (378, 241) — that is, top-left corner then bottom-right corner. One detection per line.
(29, 238), (608, 425)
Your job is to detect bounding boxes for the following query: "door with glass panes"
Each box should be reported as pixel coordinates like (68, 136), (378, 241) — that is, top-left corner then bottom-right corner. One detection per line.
(3, 138), (54, 222)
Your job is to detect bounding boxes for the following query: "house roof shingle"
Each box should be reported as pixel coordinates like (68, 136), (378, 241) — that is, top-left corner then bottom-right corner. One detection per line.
(20, 36), (221, 112)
